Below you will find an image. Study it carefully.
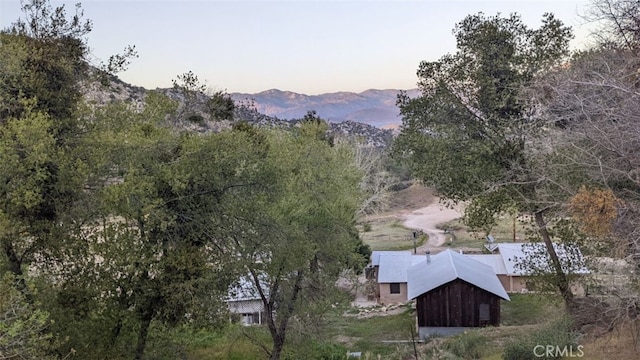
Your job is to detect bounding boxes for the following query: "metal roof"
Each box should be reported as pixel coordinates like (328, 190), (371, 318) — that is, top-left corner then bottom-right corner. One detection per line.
(407, 249), (510, 301)
(377, 253), (424, 283)
(496, 242), (589, 276)
(371, 250), (411, 266)
(466, 254), (508, 275)
(227, 275), (267, 302)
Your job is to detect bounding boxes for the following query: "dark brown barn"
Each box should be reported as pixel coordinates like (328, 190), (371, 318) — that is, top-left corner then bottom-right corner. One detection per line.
(407, 250), (510, 332)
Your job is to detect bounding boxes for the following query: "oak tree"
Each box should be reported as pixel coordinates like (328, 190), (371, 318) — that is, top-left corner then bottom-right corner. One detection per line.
(232, 123), (365, 360)
(393, 12), (578, 306)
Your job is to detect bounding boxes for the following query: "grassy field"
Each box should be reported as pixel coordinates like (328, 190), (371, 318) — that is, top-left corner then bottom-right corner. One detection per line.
(358, 183), (434, 251)
(183, 284), (637, 360)
(419, 293), (567, 360)
(359, 218), (427, 251)
(330, 294), (566, 359)
(438, 214), (535, 252)
(183, 294), (568, 359)
(327, 305), (419, 357)
(183, 306), (420, 359)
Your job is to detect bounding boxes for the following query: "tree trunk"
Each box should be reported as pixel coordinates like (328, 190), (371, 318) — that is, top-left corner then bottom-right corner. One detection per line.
(269, 334), (285, 360)
(134, 310), (153, 360)
(534, 211), (574, 309)
(110, 318), (123, 346)
(266, 270), (304, 360)
(2, 239), (29, 296)
(2, 239), (23, 277)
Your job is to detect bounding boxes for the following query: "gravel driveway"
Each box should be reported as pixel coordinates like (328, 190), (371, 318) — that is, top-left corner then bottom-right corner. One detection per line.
(402, 201), (463, 254)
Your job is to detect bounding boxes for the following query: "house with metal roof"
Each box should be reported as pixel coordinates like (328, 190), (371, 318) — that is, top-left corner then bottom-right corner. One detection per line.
(371, 250), (412, 267)
(226, 276), (266, 326)
(469, 242), (589, 293)
(496, 242), (589, 275)
(465, 253), (515, 292)
(375, 252), (424, 304)
(407, 249), (510, 338)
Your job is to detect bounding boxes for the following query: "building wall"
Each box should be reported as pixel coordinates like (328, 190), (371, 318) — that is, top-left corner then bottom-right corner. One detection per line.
(497, 275), (527, 293)
(498, 275), (511, 292)
(415, 279), (501, 327)
(379, 282), (409, 304)
(228, 299), (265, 325)
(228, 299), (263, 314)
(497, 275), (585, 296)
(510, 276), (528, 292)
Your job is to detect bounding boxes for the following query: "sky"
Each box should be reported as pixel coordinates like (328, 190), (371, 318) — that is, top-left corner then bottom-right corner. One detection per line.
(0, 0), (595, 95)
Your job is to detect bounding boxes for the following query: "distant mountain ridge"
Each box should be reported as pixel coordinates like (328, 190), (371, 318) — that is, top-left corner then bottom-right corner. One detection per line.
(231, 88), (420, 128)
(81, 72), (396, 147)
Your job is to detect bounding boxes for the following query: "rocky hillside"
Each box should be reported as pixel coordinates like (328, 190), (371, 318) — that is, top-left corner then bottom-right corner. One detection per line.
(82, 73), (395, 147)
(231, 88), (420, 128)
(235, 105), (393, 148)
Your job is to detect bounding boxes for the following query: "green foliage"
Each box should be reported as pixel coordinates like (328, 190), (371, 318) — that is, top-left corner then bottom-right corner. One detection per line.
(463, 190), (515, 234)
(0, 273), (56, 360)
(0, 0), (94, 138)
(501, 294), (561, 326)
(226, 128), (365, 358)
(383, 152), (411, 184)
(0, 99), (88, 288)
(0, 102), (57, 217)
(0, 4), (395, 360)
(442, 331), (489, 360)
(394, 12), (572, 208)
(207, 90), (235, 121)
(299, 110), (334, 146)
(171, 70), (207, 124)
(183, 324), (270, 359)
(502, 317), (579, 360)
(282, 341), (348, 360)
(104, 98), (354, 359)
(0, 62), (367, 360)
(0, 33), (85, 140)
(187, 113), (206, 126)
(88, 112), (269, 357)
(393, 12), (579, 307)
(353, 240), (372, 273)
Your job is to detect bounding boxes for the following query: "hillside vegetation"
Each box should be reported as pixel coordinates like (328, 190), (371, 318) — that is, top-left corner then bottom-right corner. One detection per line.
(2, 1), (640, 359)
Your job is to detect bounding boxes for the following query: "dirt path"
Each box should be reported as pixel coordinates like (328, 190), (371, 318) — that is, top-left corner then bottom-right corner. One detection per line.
(403, 201), (463, 254)
(349, 185), (463, 308)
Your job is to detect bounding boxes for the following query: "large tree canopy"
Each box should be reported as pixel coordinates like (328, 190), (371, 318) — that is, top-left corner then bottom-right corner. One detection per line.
(523, 0), (640, 336)
(393, 12), (578, 305)
(229, 121), (365, 360)
(395, 12), (572, 204)
(0, 0), (96, 294)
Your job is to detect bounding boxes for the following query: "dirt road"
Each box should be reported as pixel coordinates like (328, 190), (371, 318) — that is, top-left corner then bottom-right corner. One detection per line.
(403, 201), (463, 254)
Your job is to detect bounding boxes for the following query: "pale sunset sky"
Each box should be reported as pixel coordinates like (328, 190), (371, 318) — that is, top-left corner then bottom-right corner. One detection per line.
(1, 0), (595, 95)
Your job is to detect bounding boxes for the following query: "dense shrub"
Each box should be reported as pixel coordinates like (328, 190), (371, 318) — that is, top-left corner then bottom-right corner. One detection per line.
(443, 331), (489, 359)
(282, 340), (348, 360)
(503, 318), (580, 360)
(0, 273), (56, 360)
(187, 113), (205, 126)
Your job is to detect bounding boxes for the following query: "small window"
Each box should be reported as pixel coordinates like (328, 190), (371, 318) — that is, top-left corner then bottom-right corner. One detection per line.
(390, 283), (401, 294)
(479, 303), (490, 321)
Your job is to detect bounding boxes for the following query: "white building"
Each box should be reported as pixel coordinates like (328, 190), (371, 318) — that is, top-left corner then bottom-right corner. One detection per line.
(226, 276), (266, 326)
